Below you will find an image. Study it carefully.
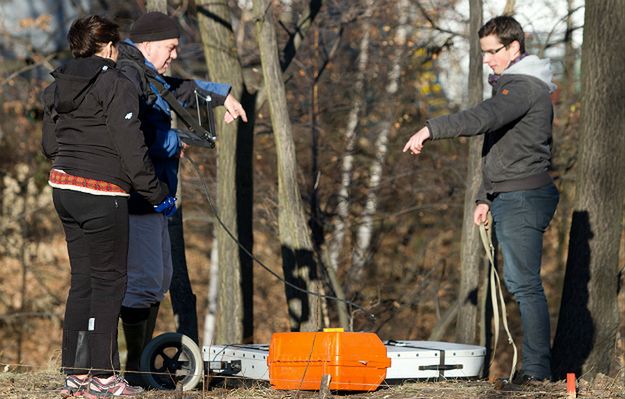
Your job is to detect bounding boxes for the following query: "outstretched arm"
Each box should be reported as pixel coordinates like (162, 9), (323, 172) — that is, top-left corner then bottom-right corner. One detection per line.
(402, 126), (431, 155)
(165, 77), (247, 124)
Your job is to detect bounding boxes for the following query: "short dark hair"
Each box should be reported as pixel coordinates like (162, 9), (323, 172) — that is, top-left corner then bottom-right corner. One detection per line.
(68, 15), (120, 58)
(479, 16), (525, 53)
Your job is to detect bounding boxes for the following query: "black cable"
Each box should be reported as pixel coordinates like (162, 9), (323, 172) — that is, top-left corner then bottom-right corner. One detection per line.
(184, 155), (375, 323)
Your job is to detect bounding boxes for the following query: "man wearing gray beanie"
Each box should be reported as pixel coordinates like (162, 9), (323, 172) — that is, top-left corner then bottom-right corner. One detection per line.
(116, 11), (247, 387)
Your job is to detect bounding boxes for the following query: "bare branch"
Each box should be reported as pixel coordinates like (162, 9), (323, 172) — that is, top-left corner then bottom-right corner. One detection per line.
(414, 0), (465, 38)
(0, 54), (56, 87)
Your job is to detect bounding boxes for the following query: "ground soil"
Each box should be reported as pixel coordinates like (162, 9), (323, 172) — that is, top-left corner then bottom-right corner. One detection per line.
(1, 371), (624, 399)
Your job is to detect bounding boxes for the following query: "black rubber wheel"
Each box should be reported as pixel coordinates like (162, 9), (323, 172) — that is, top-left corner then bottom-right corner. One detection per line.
(140, 332), (203, 391)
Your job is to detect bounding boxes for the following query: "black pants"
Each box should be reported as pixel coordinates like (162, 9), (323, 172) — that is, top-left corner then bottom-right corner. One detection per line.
(53, 189), (129, 376)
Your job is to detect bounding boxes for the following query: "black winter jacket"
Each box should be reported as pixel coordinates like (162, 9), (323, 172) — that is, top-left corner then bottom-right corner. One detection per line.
(42, 56), (168, 205)
(426, 55), (556, 205)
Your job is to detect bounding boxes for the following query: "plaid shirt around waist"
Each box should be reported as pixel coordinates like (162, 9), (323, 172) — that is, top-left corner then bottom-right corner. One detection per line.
(48, 169), (129, 197)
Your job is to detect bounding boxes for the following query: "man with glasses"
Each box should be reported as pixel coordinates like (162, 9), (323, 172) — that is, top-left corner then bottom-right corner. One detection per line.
(403, 16), (559, 382)
(115, 11), (247, 385)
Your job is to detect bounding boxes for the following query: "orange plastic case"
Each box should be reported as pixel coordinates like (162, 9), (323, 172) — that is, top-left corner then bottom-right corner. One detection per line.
(267, 330), (391, 391)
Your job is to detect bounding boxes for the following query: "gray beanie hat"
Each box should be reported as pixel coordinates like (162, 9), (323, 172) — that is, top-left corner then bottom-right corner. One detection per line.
(129, 12), (180, 42)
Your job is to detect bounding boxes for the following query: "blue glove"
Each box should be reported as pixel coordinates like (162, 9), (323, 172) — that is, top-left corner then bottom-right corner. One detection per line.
(154, 195), (177, 217)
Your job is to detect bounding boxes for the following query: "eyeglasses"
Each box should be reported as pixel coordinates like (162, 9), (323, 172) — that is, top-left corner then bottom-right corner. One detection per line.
(481, 45), (507, 56)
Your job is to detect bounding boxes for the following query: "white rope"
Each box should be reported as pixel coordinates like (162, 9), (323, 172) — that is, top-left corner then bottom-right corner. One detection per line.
(479, 223), (518, 382)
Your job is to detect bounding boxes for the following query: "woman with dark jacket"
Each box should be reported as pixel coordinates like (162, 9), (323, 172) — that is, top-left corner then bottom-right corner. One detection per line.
(42, 15), (175, 398)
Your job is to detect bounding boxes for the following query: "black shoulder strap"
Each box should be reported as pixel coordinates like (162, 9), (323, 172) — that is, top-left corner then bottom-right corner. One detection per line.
(116, 58), (157, 106)
(147, 76), (216, 149)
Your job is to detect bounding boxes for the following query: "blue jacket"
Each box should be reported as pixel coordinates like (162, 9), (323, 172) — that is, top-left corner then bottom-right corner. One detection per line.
(117, 40), (231, 214)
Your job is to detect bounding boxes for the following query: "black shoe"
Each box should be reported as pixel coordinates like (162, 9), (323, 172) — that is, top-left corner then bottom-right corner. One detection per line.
(512, 373), (550, 385)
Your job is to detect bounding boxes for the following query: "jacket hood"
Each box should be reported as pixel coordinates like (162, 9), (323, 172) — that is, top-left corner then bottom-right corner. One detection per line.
(503, 55), (557, 93)
(51, 56), (115, 113)
(117, 40), (146, 65)
(117, 39), (161, 79)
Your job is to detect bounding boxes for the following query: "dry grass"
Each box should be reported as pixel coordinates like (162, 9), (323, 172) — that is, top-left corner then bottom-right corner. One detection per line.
(1, 371), (625, 399)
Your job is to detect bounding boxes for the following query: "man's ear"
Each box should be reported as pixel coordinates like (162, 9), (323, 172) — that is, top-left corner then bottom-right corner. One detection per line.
(510, 40), (521, 55)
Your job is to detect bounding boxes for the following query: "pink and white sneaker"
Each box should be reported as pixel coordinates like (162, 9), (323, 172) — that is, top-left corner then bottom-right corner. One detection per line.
(84, 375), (144, 398)
(59, 374), (89, 397)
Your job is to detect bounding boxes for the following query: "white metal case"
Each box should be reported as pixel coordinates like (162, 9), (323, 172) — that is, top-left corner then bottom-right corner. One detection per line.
(384, 340), (485, 380)
(204, 344), (270, 381)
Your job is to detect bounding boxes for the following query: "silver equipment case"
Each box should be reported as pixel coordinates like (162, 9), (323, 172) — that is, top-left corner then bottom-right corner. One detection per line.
(383, 340), (485, 380)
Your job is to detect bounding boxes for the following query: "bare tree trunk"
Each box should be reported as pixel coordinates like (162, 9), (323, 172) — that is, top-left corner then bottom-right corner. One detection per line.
(278, 0), (321, 71)
(279, 0), (295, 26)
(203, 234), (219, 345)
(327, 0), (373, 273)
(253, 0), (321, 332)
(319, 0), (374, 330)
(197, 0), (255, 344)
(17, 191), (28, 364)
(309, 30), (331, 329)
(310, 30), (322, 263)
(562, 0), (576, 100)
(255, 0), (322, 110)
(551, 0), (625, 379)
(350, 0), (411, 283)
(502, 0), (516, 16)
(554, 0), (578, 276)
(455, 0), (484, 346)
